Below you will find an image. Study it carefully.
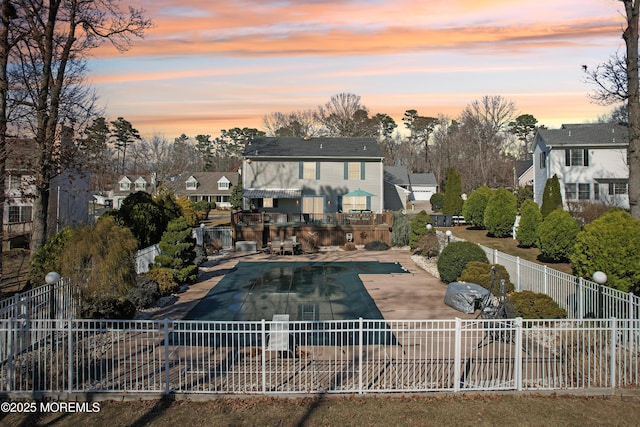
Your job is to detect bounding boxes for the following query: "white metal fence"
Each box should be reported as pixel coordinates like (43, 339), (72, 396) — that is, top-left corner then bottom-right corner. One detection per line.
(1, 247), (639, 395)
(481, 246), (640, 324)
(0, 317), (637, 394)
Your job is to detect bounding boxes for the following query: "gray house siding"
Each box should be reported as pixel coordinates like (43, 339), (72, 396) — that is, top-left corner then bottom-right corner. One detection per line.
(242, 137), (384, 214)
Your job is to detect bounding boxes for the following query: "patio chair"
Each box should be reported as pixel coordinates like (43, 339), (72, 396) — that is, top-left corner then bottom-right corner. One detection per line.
(271, 240), (283, 255)
(282, 239), (295, 255)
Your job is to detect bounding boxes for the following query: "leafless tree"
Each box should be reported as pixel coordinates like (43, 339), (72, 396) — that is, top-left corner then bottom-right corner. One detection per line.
(315, 92), (368, 136)
(459, 95), (516, 187)
(2, 0), (151, 255)
(263, 110), (320, 137)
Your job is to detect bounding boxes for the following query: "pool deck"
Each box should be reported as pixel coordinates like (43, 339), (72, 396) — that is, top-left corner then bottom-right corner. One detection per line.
(147, 248), (474, 321)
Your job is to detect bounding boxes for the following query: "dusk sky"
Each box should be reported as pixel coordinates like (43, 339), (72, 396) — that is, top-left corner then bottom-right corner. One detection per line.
(89, 0), (627, 139)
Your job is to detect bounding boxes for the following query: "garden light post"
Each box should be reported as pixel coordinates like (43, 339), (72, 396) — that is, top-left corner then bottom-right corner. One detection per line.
(426, 224), (432, 232)
(45, 271), (61, 319)
(445, 230), (451, 245)
(592, 271), (607, 319)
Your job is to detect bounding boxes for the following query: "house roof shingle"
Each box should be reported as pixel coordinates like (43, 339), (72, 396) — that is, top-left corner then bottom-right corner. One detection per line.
(243, 137), (383, 159)
(384, 166), (410, 186)
(165, 172), (238, 196)
(409, 173), (437, 186)
(536, 123), (629, 148)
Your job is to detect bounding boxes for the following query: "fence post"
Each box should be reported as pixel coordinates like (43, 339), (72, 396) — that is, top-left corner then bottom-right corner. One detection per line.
(543, 266), (548, 295)
(12, 294), (18, 320)
(68, 318), (74, 393)
(610, 317), (617, 389)
(454, 318), (461, 392)
(628, 293), (634, 340)
(577, 277), (584, 320)
(493, 249), (498, 264)
(514, 318), (523, 391)
(7, 317), (13, 392)
(358, 317), (364, 394)
(261, 319), (266, 394)
(164, 318), (170, 394)
(516, 257), (521, 292)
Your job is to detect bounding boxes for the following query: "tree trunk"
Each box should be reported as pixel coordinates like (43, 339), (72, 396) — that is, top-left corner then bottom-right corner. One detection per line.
(0, 0), (12, 273)
(624, 1), (640, 220)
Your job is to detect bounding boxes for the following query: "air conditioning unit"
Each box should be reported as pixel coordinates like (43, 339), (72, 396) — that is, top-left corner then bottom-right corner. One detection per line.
(346, 233), (353, 242)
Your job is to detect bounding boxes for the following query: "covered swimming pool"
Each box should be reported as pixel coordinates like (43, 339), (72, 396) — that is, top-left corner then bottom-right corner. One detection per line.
(185, 261), (408, 322)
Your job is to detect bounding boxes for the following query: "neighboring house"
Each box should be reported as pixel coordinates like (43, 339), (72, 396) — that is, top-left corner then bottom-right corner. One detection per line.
(383, 166), (411, 211)
(532, 123), (629, 209)
(241, 136), (384, 215)
(514, 159), (534, 188)
(408, 173), (438, 201)
(165, 172), (238, 209)
(4, 135), (91, 249)
(110, 174), (157, 208)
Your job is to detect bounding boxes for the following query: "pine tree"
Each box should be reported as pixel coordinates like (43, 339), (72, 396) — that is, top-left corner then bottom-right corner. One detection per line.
(154, 217), (199, 285)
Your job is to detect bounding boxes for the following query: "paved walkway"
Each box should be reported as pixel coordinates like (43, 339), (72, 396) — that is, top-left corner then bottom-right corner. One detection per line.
(148, 248), (473, 321)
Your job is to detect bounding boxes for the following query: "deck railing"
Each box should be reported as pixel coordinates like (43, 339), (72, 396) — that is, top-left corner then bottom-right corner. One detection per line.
(232, 211), (392, 227)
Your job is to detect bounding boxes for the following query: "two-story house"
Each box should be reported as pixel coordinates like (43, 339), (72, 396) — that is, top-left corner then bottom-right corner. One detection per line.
(165, 172), (238, 209)
(532, 123), (629, 209)
(110, 174), (157, 208)
(241, 136), (384, 216)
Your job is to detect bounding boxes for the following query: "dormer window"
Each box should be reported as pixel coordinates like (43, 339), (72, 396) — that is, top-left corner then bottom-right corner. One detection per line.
(218, 176), (230, 190)
(119, 181), (130, 191)
(186, 176), (198, 190)
(134, 178), (147, 190)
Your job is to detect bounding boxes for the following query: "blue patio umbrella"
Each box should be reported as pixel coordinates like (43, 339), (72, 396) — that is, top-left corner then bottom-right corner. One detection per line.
(343, 188), (375, 197)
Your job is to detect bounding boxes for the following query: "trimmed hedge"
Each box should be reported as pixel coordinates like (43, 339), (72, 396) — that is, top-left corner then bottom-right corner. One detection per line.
(509, 291), (567, 319)
(146, 267), (180, 296)
(409, 210), (431, 249)
(462, 186), (493, 228)
(517, 199), (542, 248)
(537, 209), (580, 262)
(484, 188), (517, 238)
(437, 241), (489, 283)
(570, 209), (640, 293)
(458, 261), (515, 293)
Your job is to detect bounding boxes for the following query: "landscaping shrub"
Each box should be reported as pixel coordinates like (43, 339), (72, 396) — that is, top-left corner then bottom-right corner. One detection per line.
(207, 238), (223, 254)
(566, 201), (612, 227)
(146, 267), (180, 296)
(416, 233), (440, 258)
(484, 188), (517, 238)
(509, 290), (567, 319)
(517, 199), (542, 248)
(537, 209), (580, 262)
(80, 296), (136, 319)
(516, 185), (533, 210)
(391, 211), (410, 247)
(430, 193), (445, 213)
(437, 241), (489, 283)
(126, 275), (161, 309)
(299, 237), (318, 254)
(113, 191), (169, 248)
(364, 241), (389, 251)
(409, 210), (431, 249)
(540, 174), (563, 219)
(570, 209), (640, 293)
(342, 242), (357, 251)
(193, 244), (207, 266)
(458, 261), (515, 293)
(462, 186), (493, 228)
(29, 227), (74, 286)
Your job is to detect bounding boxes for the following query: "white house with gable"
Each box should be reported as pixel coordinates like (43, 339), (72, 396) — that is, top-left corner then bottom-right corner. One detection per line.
(532, 123), (629, 210)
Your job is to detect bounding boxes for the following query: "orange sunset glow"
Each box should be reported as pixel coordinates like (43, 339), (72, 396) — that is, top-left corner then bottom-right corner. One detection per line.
(89, 0), (626, 138)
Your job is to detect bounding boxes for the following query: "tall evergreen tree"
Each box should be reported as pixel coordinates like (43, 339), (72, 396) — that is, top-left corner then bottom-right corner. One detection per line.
(443, 168), (463, 215)
(154, 217), (198, 285)
(541, 174), (563, 218)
